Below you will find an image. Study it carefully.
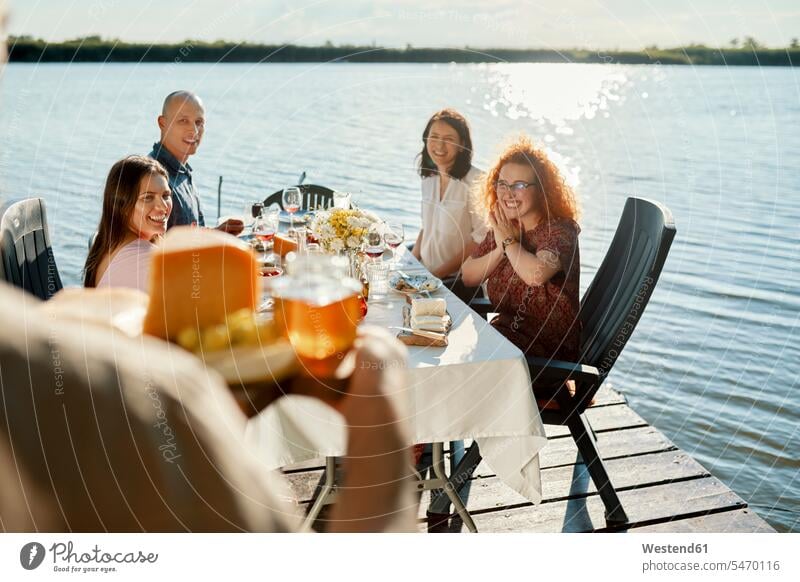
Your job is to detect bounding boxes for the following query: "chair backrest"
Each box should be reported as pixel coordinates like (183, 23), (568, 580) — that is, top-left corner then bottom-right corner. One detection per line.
(579, 197), (676, 379)
(0, 198), (63, 300)
(263, 184), (336, 211)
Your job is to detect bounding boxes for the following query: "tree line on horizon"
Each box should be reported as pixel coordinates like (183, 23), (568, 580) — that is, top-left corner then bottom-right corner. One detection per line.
(6, 36), (798, 66)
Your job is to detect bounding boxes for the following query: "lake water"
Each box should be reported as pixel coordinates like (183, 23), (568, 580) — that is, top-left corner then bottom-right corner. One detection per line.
(1, 62), (797, 532)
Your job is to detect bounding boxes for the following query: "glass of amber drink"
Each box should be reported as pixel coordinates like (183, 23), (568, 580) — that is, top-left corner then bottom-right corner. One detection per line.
(271, 254), (362, 378)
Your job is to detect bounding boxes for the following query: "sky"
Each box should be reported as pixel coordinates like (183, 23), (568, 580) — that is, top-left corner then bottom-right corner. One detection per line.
(5, 0), (800, 50)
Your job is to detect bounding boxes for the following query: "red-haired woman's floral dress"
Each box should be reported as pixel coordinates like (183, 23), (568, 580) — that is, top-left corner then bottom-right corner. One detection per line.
(472, 218), (582, 362)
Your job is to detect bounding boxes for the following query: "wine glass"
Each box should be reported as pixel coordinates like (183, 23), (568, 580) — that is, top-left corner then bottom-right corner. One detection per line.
(242, 202), (262, 230)
(383, 222), (405, 267)
(253, 209), (278, 248)
(364, 223), (385, 261)
(282, 187), (302, 230)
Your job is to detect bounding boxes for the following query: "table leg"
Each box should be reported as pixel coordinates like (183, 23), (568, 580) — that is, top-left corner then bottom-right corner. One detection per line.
(431, 442), (477, 533)
(301, 456), (337, 532)
(428, 441), (481, 515)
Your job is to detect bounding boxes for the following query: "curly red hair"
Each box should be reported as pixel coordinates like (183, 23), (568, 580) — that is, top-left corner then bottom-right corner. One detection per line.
(479, 135), (579, 222)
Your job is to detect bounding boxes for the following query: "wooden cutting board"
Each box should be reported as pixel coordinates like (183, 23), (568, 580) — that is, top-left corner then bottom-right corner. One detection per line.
(395, 304), (450, 347)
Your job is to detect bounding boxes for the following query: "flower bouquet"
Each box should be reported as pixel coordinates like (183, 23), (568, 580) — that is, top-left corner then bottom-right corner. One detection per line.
(310, 208), (380, 254)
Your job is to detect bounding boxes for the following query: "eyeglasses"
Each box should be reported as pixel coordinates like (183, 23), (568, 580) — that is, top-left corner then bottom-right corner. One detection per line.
(495, 180), (538, 194)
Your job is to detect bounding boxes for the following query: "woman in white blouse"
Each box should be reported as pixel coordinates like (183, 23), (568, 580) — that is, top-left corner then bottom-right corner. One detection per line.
(411, 109), (483, 529)
(412, 108), (486, 283)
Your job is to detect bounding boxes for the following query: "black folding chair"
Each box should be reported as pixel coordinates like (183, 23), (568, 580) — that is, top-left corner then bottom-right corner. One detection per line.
(0, 198), (64, 300)
(263, 184), (338, 211)
(465, 197), (676, 524)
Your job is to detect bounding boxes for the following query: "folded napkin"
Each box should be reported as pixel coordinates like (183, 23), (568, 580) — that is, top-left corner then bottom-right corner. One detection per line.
(411, 314), (451, 333)
(410, 297), (447, 319)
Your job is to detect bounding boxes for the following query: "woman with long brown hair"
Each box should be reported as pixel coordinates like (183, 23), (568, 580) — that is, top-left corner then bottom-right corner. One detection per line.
(411, 108), (486, 283)
(410, 109), (486, 528)
(84, 155), (172, 291)
(462, 135), (581, 363)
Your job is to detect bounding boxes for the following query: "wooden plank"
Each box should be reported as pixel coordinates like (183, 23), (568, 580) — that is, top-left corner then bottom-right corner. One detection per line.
(471, 477), (747, 533)
(287, 427), (679, 503)
(421, 450), (710, 515)
(473, 426), (676, 477)
(588, 384), (626, 407)
(545, 404), (648, 438)
(281, 385), (626, 474)
(540, 426), (675, 467)
(630, 509), (776, 533)
(284, 470), (324, 502)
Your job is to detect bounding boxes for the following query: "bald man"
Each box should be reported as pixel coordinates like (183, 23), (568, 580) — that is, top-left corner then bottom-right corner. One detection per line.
(150, 91), (243, 234)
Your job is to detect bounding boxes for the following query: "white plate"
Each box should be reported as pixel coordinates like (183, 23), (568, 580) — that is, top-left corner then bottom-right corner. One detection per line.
(389, 273), (443, 295)
(279, 210), (311, 224)
(201, 340), (299, 385)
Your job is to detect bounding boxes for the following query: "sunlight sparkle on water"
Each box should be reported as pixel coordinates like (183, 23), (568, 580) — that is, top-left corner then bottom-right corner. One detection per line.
(479, 64), (630, 190)
(482, 63), (629, 126)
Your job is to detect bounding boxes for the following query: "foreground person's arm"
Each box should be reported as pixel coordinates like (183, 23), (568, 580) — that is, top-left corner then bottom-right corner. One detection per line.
(328, 328), (414, 532)
(0, 284), (302, 532)
(238, 327), (415, 532)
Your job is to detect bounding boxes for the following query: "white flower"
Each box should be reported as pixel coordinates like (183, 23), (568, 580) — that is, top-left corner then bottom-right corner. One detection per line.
(309, 206), (381, 254)
(360, 209), (380, 223)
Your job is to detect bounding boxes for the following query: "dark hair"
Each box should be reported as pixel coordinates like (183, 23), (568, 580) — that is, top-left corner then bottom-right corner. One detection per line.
(417, 108), (473, 180)
(83, 156), (169, 287)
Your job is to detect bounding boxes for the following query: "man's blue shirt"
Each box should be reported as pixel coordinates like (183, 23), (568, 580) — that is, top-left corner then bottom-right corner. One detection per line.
(149, 142), (205, 228)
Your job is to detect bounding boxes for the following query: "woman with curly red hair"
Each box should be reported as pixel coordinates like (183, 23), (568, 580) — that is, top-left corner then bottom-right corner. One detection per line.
(462, 136), (582, 364)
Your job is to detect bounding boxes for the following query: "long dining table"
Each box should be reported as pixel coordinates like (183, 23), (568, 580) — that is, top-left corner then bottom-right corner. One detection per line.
(245, 246), (546, 532)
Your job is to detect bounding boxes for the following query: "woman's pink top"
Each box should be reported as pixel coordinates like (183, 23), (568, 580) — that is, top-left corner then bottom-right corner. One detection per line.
(96, 238), (154, 293)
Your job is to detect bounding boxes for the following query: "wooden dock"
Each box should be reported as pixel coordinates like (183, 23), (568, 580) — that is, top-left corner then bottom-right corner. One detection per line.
(283, 385), (776, 533)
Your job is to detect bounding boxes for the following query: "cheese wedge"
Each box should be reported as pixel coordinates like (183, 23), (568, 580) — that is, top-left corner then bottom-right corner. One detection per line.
(410, 297), (447, 318)
(410, 314), (450, 333)
(272, 233), (298, 257)
(143, 227), (258, 341)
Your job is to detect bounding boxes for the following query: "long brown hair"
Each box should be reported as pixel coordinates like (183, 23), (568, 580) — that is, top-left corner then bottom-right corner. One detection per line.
(417, 108), (474, 180)
(480, 135), (579, 222)
(83, 156), (168, 287)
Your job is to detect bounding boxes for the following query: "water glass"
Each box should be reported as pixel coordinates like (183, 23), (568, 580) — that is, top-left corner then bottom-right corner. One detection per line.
(286, 227), (306, 254)
(366, 261), (390, 299)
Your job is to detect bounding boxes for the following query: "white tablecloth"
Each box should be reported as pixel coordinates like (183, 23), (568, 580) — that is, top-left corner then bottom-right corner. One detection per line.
(246, 250), (547, 504)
